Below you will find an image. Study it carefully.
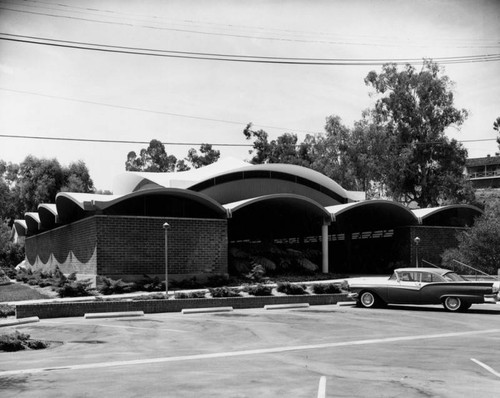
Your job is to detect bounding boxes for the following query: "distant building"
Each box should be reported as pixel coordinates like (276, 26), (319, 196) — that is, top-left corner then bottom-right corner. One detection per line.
(465, 155), (500, 188)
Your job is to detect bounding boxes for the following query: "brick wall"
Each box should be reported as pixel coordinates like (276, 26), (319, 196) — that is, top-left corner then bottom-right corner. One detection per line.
(25, 218), (97, 277)
(96, 216), (228, 281)
(25, 215), (228, 282)
(16, 293), (349, 319)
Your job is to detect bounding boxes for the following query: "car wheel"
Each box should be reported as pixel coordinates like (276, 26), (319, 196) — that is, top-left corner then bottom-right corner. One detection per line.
(359, 291), (378, 308)
(443, 296), (462, 312)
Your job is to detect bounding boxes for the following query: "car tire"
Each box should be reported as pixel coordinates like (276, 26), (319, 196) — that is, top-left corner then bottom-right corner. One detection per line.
(443, 296), (463, 312)
(359, 291), (378, 308)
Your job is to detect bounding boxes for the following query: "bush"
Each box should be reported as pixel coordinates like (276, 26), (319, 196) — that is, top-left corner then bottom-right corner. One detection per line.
(0, 331), (47, 352)
(1, 265), (16, 279)
(175, 291), (207, 299)
(136, 275), (166, 292)
(97, 277), (137, 295)
(0, 304), (15, 317)
(246, 284), (273, 296)
(277, 282), (307, 295)
(209, 286), (241, 298)
(311, 283), (342, 294)
(57, 279), (94, 298)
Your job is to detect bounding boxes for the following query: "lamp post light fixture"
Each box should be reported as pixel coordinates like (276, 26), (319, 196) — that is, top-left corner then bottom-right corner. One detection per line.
(163, 222), (171, 298)
(414, 236), (421, 268)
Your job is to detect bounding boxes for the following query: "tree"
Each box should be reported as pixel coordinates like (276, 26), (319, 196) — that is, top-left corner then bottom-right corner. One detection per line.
(442, 200), (500, 274)
(185, 143), (221, 169)
(243, 123), (312, 166)
(494, 116), (500, 151)
(61, 161), (94, 193)
(364, 60), (471, 207)
(1, 156), (95, 217)
(126, 139), (178, 172)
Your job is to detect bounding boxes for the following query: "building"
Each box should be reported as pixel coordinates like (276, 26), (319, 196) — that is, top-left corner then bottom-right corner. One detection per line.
(465, 155), (500, 189)
(18, 159), (483, 283)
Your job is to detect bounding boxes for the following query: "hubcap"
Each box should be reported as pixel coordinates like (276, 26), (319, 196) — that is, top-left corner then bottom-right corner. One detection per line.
(361, 293), (374, 307)
(446, 297), (460, 310)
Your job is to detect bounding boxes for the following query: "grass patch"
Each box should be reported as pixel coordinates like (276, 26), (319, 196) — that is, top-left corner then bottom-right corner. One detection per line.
(0, 283), (52, 302)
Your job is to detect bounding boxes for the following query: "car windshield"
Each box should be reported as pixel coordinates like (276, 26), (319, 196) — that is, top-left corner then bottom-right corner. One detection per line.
(442, 272), (466, 282)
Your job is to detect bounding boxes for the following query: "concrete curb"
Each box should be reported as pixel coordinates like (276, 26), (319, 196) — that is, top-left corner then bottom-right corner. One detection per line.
(264, 303), (310, 310)
(182, 307), (233, 314)
(0, 316), (40, 327)
(84, 311), (144, 319)
(337, 301), (357, 306)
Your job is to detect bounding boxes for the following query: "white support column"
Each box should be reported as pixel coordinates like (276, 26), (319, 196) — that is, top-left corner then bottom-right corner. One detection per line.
(322, 222), (329, 274)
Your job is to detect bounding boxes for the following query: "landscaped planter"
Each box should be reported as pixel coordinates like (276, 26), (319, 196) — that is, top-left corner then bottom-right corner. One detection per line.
(16, 293), (350, 319)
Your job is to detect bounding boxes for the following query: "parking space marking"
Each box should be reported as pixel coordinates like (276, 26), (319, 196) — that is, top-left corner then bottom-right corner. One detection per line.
(43, 320), (188, 333)
(317, 376), (326, 398)
(471, 358), (500, 378)
(1, 328), (499, 377)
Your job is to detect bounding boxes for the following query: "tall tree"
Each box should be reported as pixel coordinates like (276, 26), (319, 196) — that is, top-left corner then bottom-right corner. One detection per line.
(126, 139), (177, 172)
(61, 160), (95, 193)
(243, 123), (312, 166)
(364, 60), (471, 207)
(186, 143), (221, 169)
(494, 116), (500, 151)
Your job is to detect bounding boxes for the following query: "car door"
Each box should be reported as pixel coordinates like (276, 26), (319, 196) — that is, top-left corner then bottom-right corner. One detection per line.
(387, 271), (423, 304)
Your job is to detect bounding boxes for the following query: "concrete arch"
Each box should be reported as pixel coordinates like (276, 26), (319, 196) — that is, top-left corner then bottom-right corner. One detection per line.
(412, 204), (483, 227)
(190, 163), (349, 206)
(24, 212), (41, 236)
(225, 194), (331, 241)
(38, 204), (59, 230)
(327, 200), (419, 233)
(96, 188), (228, 219)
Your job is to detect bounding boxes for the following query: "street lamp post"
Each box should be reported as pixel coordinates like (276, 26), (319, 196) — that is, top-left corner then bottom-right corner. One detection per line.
(414, 236), (420, 268)
(163, 222), (171, 298)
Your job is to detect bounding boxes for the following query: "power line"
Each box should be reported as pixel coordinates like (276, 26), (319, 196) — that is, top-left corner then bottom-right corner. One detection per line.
(0, 133), (253, 147)
(0, 133), (495, 147)
(1, 33), (499, 65)
(2, 1), (499, 49)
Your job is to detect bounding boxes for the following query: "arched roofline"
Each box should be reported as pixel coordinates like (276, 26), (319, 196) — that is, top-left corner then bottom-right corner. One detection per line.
(38, 203), (59, 227)
(24, 212), (41, 234)
(94, 187), (229, 218)
(326, 200), (417, 222)
(13, 219), (27, 236)
(224, 193), (333, 222)
(189, 163), (349, 205)
(411, 204), (484, 224)
(326, 200), (419, 231)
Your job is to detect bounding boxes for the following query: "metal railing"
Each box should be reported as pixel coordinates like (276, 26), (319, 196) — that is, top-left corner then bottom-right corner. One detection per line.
(421, 259), (499, 281)
(468, 170), (500, 179)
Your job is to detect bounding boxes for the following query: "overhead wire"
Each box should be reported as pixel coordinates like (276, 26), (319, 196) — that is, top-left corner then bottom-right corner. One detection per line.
(1, 33), (499, 65)
(1, 1), (499, 49)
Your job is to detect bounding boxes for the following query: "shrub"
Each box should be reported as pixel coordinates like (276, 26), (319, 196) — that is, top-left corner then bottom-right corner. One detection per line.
(175, 291), (207, 299)
(98, 277), (136, 295)
(246, 284), (273, 296)
(137, 275), (166, 292)
(57, 279), (94, 298)
(170, 277), (201, 290)
(0, 331), (47, 352)
(209, 286), (241, 298)
(312, 283), (342, 294)
(0, 265), (16, 279)
(0, 304), (15, 317)
(277, 282), (307, 295)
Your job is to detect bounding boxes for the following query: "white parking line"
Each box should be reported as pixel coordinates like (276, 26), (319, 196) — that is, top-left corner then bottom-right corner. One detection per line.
(471, 358), (500, 378)
(1, 328), (499, 377)
(317, 376), (326, 398)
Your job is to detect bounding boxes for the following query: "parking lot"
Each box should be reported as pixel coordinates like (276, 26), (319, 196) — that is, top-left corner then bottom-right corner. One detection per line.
(1, 303), (499, 397)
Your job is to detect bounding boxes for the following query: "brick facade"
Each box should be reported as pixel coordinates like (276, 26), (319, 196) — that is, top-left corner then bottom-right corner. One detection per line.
(25, 215), (228, 282)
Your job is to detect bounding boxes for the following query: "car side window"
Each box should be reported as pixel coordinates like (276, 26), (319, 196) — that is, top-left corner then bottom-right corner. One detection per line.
(421, 272), (433, 283)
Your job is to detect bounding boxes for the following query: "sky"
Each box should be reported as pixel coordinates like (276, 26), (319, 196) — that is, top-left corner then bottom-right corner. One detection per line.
(0, 0), (499, 191)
